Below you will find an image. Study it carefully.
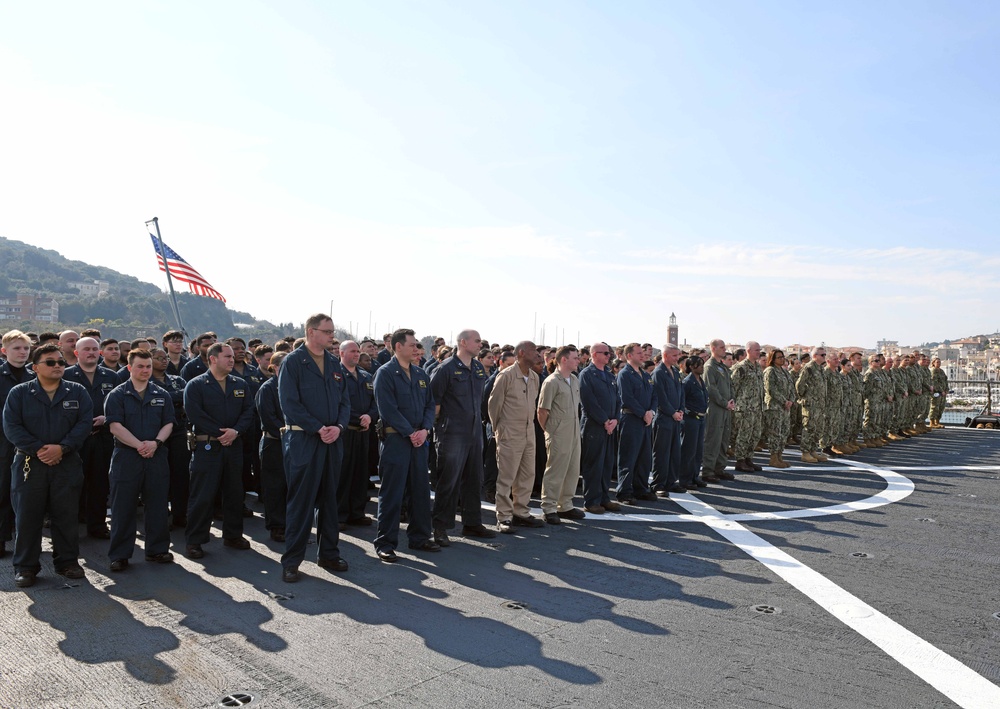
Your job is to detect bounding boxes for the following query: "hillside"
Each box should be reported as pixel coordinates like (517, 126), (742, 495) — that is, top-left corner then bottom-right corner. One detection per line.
(0, 236), (296, 343)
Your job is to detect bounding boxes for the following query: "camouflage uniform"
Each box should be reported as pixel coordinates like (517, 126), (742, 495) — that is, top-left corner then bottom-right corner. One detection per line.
(904, 363), (921, 430)
(763, 365), (791, 453)
(850, 368), (864, 445)
(796, 360), (827, 456)
(839, 368), (855, 447)
(863, 366), (883, 441)
(731, 359), (764, 462)
(889, 365), (909, 435)
(820, 366), (843, 450)
(919, 363), (934, 427)
(930, 366), (948, 423)
(789, 368), (804, 442)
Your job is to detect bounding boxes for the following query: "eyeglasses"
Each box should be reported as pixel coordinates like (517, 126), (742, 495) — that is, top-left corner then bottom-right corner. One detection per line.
(38, 359), (68, 367)
(593, 350), (611, 356)
(815, 353), (827, 357)
(314, 328), (336, 336)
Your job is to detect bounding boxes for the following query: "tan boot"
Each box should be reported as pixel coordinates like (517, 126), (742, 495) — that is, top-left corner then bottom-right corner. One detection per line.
(847, 442), (860, 452)
(801, 451), (818, 463)
(769, 451), (790, 469)
(887, 432), (904, 441)
(858, 439), (871, 448)
(777, 452), (792, 468)
(830, 446), (847, 456)
(814, 452), (829, 462)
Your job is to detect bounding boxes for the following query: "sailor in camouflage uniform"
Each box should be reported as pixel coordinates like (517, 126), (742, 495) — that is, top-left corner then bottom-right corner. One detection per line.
(820, 356), (844, 455)
(730, 342), (764, 473)
(762, 349), (792, 469)
(929, 357), (948, 428)
(795, 347), (828, 463)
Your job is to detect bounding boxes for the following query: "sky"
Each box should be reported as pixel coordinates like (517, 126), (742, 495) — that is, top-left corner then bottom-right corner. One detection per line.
(1, 1), (999, 349)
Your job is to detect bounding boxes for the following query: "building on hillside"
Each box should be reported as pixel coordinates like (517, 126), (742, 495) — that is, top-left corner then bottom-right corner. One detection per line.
(0, 294), (60, 322)
(68, 280), (110, 297)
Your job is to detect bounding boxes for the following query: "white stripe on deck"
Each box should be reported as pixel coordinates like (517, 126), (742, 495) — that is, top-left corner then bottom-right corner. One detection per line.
(674, 492), (1000, 709)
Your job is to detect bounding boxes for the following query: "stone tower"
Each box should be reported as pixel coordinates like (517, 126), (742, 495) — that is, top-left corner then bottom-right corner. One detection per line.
(668, 313), (678, 347)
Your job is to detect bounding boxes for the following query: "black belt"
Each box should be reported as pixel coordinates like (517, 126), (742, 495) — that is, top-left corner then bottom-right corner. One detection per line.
(348, 424), (365, 431)
(262, 432), (280, 440)
(685, 412), (705, 420)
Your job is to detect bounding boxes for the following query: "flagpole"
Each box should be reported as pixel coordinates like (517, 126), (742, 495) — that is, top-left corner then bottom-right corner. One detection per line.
(146, 217), (186, 336)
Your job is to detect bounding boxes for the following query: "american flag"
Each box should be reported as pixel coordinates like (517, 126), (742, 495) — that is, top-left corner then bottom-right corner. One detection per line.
(148, 232), (226, 303)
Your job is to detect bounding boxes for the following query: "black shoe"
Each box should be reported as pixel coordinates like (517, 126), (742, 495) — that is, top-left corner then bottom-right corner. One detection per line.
(498, 520), (514, 534)
(511, 514), (545, 528)
(317, 557), (349, 572)
(88, 526), (111, 540)
(346, 516), (373, 527)
(557, 508), (586, 520)
(654, 489), (670, 498)
(619, 498), (638, 506)
(408, 540), (442, 552)
(242, 505), (254, 518)
(223, 537), (251, 550)
(269, 528), (285, 542)
(56, 564), (85, 580)
(186, 544), (204, 559)
(750, 461), (763, 472)
(717, 471), (736, 481)
(685, 483), (699, 490)
(283, 566), (300, 583)
(668, 484), (688, 494)
(145, 552), (174, 564)
(376, 548), (398, 563)
(694, 478), (709, 488)
(14, 570), (36, 588)
(734, 459), (753, 473)
(110, 559), (129, 572)
(462, 524), (497, 539)
(433, 529), (451, 547)
(544, 513), (561, 525)
(637, 491), (659, 502)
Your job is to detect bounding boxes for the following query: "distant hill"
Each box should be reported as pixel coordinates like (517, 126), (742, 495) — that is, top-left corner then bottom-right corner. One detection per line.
(0, 236), (299, 344)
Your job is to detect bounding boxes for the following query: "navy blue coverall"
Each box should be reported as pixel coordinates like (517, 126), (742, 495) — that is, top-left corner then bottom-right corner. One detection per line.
(277, 348), (351, 570)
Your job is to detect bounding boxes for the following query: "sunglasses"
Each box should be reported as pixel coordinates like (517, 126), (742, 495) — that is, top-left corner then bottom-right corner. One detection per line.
(38, 358), (68, 367)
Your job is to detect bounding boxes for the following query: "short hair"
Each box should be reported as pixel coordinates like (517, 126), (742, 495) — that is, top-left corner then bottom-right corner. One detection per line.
(709, 339), (725, 348)
(80, 328), (101, 338)
(225, 336), (246, 347)
(120, 341), (132, 351)
(196, 332), (216, 346)
(305, 313), (331, 332)
(2, 330), (31, 347)
(274, 341), (292, 353)
(554, 345), (578, 364)
(330, 338), (340, 347)
(162, 330), (184, 343)
(247, 338), (262, 349)
(130, 338), (147, 349)
(128, 349), (152, 364)
(293, 337), (306, 350)
(868, 354), (879, 364)
(641, 343), (652, 349)
(32, 343), (62, 364)
(478, 348), (493, 359)
(283, 336), (296, 344)
(514, 340), (536, 358)
(623, 342), (642, 358)
(391, 328), (415, 351)
(145, 337), (157, 346)
(383, 333), (393, 342)
(579, 346), (590, 355)
(38, 332), (59, 344)
(99, 338), (119, 348)
(734, 348), (746, 360)
(207, 342), (228, 359)
(254, 345), (274, 358)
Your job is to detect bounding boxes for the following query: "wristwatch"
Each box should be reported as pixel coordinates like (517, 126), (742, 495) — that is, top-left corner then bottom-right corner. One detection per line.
(155, 439), (165, 448)
(60, 444), (72, 456)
